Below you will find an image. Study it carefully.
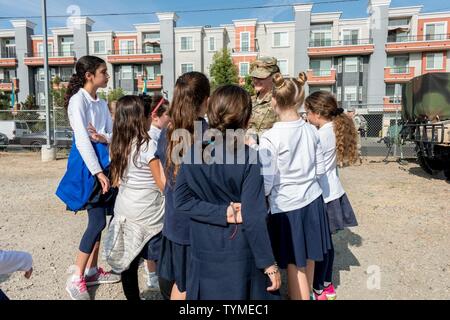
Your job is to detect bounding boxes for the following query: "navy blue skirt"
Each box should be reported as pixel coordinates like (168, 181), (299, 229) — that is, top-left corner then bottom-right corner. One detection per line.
(157, 236), (190, 292)
(326, 193), (358, 234)
(268, 196), (332, 269)
(142, 232), (163, 261)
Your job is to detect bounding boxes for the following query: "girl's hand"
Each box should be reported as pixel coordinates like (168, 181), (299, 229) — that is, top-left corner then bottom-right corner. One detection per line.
(265, 265), (281, 292)
(96, 172), (110, 194)
(24, 267), (33, 279)
(88, 123), (107, 144)
(226, 203), (242, 224)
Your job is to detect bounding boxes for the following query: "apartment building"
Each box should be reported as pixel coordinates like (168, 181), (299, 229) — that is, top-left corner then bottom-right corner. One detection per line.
(0, 0), (449, 135)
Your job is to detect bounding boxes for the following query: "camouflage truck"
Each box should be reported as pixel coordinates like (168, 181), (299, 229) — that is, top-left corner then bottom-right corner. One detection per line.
(401, 72), (450, 179)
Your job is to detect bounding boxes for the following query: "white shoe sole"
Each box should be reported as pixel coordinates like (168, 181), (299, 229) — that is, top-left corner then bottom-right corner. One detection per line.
(66, 286), (90, 300)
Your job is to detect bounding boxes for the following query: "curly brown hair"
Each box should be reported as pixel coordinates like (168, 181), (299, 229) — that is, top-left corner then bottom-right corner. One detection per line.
(305, 91), (359, 166)
(110, 95), (150, 187)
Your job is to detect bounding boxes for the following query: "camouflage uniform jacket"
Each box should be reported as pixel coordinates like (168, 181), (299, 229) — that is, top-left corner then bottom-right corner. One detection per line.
(248, 92), (278, 136)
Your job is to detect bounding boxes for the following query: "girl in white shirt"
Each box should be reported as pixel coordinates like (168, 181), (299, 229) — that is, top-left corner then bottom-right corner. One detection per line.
(304, 90), (359, 300)
(104, 95), (165, 300)
(258, 72), (332, 300)
(63, 56), (120, 300)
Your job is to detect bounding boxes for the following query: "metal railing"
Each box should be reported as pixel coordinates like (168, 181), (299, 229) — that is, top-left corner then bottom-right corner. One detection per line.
(25, 50), (76, 58)
(387, 66), (412, 74)
(309, 38), (373, 47)
(0, 48), (16, 59)
(310, 69), (334, 77)
(108, 47), (162, 55)
(387, 33), (450, 43)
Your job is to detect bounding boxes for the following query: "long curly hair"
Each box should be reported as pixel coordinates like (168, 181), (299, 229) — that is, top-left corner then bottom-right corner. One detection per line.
(305, 91), (359, 166)
(110, 95), (150, 187)
(165, 72), (210, 182)
(64, 55), (106, 109)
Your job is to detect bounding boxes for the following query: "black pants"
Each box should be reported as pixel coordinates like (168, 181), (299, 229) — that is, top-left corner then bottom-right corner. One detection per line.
(121, 253), (175, 300)
(313, 239), (335, 290)
(0, 289), (9, 301)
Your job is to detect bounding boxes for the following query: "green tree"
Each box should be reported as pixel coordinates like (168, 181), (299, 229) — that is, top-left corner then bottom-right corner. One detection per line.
(107, 88), (125, 103)
(241, 75), (255, 96)
(209, 49), (239, 90)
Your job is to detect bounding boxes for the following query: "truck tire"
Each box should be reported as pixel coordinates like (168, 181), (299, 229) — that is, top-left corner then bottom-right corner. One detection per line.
(444, 170), (450, 180)
(417, 152), (434, 175)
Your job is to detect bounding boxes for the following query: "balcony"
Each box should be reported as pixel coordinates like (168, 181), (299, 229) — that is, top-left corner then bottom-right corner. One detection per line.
(384, 66), (415, 83)
(306, 69), (336, 85)
(383, 96), (402, 112)
(308, 39), (374, 57)
(137, 75), (163, 90)
(386, 34), (450, 53)
(24, 51), (77, 66)
(107, 48), (162, 64)
(0, 79), (19, 92)
(0, 50), (17, 67)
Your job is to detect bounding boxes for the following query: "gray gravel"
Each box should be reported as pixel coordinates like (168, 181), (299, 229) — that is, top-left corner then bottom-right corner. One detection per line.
(0, 153), (449, 300)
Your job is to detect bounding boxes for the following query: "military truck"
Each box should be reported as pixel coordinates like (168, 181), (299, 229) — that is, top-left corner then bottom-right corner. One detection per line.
(401, 72), (450, 179)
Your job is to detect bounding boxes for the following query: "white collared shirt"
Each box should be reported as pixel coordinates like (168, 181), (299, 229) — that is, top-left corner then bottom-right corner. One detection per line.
(68, 88), (113, 175)
(317, 122), (345, 203)
(259, 118), (325, 214)
(148, 125), (162, 144)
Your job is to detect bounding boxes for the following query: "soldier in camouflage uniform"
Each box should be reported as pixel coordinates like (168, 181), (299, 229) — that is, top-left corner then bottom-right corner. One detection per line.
(247, 57), (280, 142)
(347, 106), (366, 163)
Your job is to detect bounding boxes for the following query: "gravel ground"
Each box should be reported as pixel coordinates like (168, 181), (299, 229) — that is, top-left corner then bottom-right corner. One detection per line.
(0, 152), (449, 300)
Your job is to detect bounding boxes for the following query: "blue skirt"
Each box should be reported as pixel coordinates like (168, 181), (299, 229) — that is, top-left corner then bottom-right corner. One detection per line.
(268, 196), (332, 269)
(157, 236), (190, 292)
(326, 194), (358, 234)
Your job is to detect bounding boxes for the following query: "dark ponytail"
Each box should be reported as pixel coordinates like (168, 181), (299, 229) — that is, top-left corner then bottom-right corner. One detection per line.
(64, 55), (106, 109)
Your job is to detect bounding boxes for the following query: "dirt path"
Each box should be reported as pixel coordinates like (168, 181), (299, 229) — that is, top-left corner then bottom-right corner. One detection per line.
(0, 153), (448, 300)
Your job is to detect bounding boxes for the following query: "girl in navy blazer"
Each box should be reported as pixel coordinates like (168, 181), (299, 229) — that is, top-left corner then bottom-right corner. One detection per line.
(174, 85), (281, 300)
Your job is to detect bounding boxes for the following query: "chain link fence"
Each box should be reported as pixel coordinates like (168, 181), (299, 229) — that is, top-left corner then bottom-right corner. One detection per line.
(355, 107), (417, 160)
(0, 108), (71, 156)
(1, 106), (419, 161)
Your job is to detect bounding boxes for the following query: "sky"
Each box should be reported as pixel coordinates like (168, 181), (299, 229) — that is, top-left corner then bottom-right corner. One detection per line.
(0, 0), (448, 33)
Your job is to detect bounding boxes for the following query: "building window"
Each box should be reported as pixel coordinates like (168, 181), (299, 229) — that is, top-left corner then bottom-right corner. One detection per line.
(181, 63), (194, 74)
(426, 52), (444, 70)
(239, 62), (250, 77)
(60, 67), (73, 82)
(344, 57), (359, 73)
(37, 43), (54, 57)
(180, 37), (194, 51)
(344, 86), (358, 102)
(359, 87), (363, 101)
(143, 65), (161, 80)
(120, 65), (133, 80)
(310, 59), (332, 76)
(120, 40), (135, 55)
(310, 24), (332, 47)
(60, 36), (74, 57)
(240, 32), (250, 52)
(93, 40), (106, 54)
(342, 29), (359, 45)
(209, 37), (216, 51)
(3, 38), (16, 58)
(273, 32), (289, 47)
(337, 87), (342, 101)
(310, 86), (332, 94)
(277, 59), (288, 76)
(387, 55), (409, 73)
(425, 22), (447, 41)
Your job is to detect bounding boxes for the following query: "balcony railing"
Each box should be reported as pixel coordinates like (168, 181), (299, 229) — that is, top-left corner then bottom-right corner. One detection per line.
(388, 66), (411, 74)
(309, 38), (373, 47)
(1, 49), (16, 59)
(27, 51), (76, 58)
(387, 33), (450, 43)
(108, 48), (162, 55)
(310, 69), (332, 77)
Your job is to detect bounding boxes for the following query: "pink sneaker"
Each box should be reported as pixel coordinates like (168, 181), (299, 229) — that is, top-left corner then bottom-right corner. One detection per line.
(313, 290), (328, 300)
(324, 284), (337, 300)
(85, 267), (121, 286)
(66, 276), (90, 300)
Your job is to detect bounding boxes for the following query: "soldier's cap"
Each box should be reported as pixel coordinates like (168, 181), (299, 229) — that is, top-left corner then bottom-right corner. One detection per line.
(250, 57), (280, 79)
